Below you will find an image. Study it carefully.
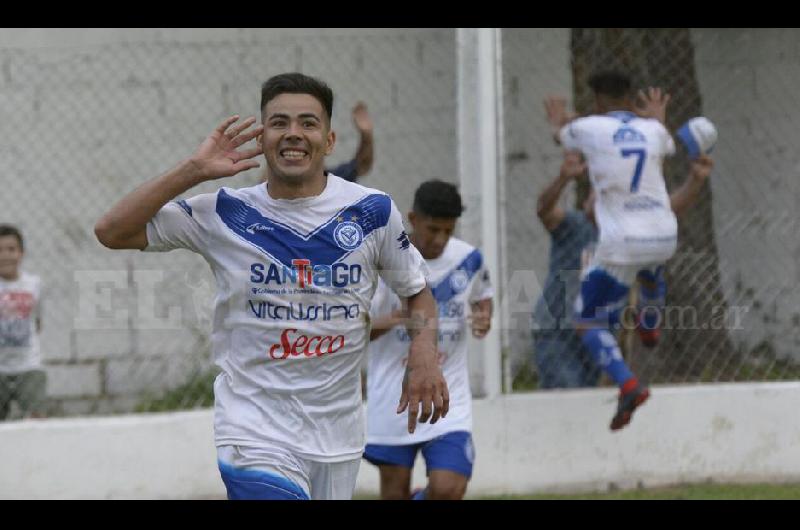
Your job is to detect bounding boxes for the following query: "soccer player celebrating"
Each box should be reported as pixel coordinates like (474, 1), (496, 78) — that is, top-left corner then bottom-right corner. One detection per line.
(95, 73), (448, 500)
(364, 180), (493, 500)
(546, 71), (677, 431)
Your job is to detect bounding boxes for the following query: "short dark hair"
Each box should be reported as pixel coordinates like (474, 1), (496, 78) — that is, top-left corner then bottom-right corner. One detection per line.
(588, 70), (633, 100)
(260, 72), (334, 122)
(0, 224), (23, 251)
(412, 180), (465, 219)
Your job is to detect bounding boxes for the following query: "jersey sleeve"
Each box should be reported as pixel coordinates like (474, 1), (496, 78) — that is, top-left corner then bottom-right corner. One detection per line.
(468, 252), (494, 304)
(369, 278), (401, 320)
(376, 198), (429, 298)
(144, 192), (216, 254)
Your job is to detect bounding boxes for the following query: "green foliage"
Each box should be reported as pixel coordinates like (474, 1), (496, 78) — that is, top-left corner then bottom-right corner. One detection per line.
(135, 368), (218, 413)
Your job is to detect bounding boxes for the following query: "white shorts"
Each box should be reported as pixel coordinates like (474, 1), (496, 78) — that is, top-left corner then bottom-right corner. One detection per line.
(217, 444), (361, 500)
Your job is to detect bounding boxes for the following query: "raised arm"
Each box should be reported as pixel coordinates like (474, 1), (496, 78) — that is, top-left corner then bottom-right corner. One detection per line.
(670, 154), (714, 218)
(544, 95), (577, 146)
(537, 151), (586, 232)
(397, 286), (448, 434)
(635, 87), (671, 125)
(94, 115), (263, 250)
(352, 101), (374, 177)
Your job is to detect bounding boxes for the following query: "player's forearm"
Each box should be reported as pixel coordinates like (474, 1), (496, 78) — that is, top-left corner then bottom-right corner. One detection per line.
(404, 287), (439, 368)
(354, 132), (374, 176)
(669, 172), (705, 219)
(95, 160), (204, 248)
(536, 172), (571, 219)
(369, 310), (405, 341)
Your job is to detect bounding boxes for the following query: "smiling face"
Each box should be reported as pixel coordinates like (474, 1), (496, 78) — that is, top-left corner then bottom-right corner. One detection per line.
(260, 93), (336, 185)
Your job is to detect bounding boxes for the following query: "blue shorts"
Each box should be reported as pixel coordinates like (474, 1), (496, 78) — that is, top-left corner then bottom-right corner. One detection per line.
(218, 460), (310, 500)
(363, 431), (474, 479)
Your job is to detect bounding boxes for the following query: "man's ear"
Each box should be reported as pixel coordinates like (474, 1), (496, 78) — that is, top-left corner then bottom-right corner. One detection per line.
(325, 129), (336, 156)
(256, 133), (263, 150)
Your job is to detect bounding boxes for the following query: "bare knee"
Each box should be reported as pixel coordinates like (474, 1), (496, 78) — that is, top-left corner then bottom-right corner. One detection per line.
(427, 471), (468, 500)
(379, 465), (412, 500)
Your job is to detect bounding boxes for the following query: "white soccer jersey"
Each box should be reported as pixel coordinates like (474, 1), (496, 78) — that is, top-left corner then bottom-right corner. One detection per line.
(145, 175), (428, 462)
(366, 237), (493, 445)
(560, 111), (678, 264)
(0, 272), (43, 374)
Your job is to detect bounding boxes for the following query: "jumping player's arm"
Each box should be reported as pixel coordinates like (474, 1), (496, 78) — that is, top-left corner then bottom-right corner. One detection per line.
(94, 116), (263, 250)
(670, 154), (714, 218)
(376, 201), (448, 434)
(635, 87), (670, 125)
(536, 151), (587, 232)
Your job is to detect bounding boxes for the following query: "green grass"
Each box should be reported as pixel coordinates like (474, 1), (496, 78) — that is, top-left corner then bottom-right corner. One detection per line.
(355, 482), (800, 500)
(477, 482), (800, 500)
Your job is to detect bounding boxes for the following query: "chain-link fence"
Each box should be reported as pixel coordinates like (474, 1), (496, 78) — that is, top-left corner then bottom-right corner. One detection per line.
(0, 28), (797, 419)
(502, 28), (800, 391)
(0, 28), (459, 418)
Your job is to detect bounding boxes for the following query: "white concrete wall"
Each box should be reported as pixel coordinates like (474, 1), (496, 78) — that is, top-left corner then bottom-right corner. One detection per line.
(692, 28), (800, 359)
(2, 382), (799, 499)
(0, 28), (458, 413)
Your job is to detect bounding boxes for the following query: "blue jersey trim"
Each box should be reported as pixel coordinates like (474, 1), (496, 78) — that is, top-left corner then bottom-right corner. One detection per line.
(215, 189), (391, 268)
(431, 248), (483, 305)
(218, 460), (309, 500)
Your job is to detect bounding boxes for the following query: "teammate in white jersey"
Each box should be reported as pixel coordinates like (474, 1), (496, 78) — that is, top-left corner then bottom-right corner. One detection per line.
(547, 71), (676, 430)
(364, 180), (493, 500)
(95, 73), (449, 500)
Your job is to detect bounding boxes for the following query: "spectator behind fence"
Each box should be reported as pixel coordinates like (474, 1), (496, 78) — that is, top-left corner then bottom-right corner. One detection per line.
(0, 225), (46, 421)
(534, 91), (715, 392)
(261, 100), (374, 183)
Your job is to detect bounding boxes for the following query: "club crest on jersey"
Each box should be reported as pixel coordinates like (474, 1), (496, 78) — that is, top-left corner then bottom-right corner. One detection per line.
(449, 270), (469, 293)
(333, 221), (363, 251)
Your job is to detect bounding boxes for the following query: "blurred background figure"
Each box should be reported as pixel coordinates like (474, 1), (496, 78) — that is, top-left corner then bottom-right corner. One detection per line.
(0, 225), (46, 421)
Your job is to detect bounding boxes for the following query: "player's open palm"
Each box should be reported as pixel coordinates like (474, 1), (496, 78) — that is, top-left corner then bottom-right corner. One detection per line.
(398, 343), (449, 434)
(636, 87), (671, 125)
(190, 115), (264, 181)
(352, 102), (373, 134)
